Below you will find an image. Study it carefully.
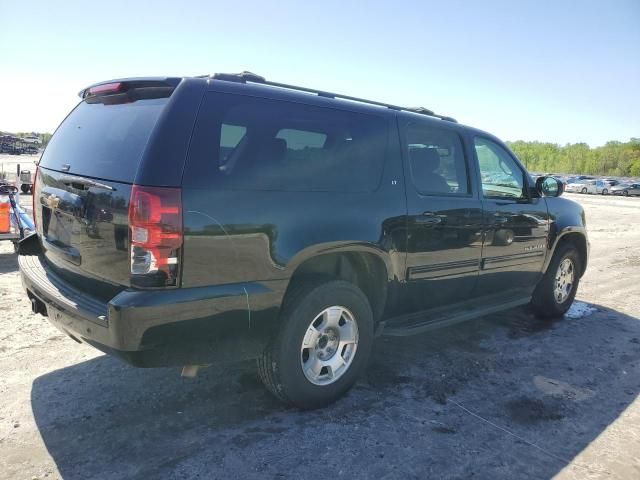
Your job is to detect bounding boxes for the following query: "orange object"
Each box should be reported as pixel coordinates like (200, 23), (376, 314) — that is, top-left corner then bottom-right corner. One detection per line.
(0, 202), (10, 233)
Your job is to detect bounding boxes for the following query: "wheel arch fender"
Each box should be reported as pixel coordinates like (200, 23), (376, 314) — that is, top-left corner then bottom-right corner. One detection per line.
(282, 242), (397, 322)
(545, 227), (589, 277)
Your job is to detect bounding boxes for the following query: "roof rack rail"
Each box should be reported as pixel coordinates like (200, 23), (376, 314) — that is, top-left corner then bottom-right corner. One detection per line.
(210, 71), (457, 123)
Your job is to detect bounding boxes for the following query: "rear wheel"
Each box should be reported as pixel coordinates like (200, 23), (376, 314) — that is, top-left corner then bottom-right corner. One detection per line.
(581, 187), (587, 194)
(257, 280), (374, 409)
(623, 190), (629, 196)
(531, 242), (582, 318)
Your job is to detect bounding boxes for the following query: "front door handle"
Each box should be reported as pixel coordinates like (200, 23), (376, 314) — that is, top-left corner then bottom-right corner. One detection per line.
(416, 211), (442, 225)
(493, 212), (509, 225)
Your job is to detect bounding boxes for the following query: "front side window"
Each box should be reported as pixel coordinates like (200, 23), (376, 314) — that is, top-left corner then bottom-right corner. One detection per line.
(190, 93), (389, 192)
(405, 123), (469, 195)
(474, 137), (526, 199)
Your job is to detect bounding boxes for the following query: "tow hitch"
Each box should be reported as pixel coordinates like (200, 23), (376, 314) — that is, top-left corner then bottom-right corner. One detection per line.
(30, 296), (47, 316)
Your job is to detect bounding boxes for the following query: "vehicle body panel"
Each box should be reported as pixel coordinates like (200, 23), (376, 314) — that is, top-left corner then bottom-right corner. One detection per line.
(543, 196), (589, 274)
(181, 87), (407, 323)
(34, 167), (132, 299)
(461, 130), (551, 295)
(396, 115), (484, 312)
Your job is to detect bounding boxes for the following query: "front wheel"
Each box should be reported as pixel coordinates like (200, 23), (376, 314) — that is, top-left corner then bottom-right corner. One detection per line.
(623, 190), (629, 197)
(258, 280), (374, 409)
(601, 189), (608, 195)
(531, 242), (582, 318)
(581, 187), (587, 194)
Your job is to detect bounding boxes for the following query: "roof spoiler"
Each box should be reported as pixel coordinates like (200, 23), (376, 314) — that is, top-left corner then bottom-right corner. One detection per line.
(78, 77), (182, 102)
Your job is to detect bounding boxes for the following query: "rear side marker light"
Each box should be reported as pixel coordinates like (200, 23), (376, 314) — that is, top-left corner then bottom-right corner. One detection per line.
(128, 185), (183, 288)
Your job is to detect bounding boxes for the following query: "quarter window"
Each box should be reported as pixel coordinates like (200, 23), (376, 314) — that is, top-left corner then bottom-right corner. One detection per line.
(474, 137), (526, 199)
(276, 129), (327, 150)
(220, 124), (247, 164)
(190, 93), (389, 192)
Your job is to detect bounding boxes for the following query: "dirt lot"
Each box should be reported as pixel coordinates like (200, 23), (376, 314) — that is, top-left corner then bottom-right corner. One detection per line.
(1, 193), (639, 480)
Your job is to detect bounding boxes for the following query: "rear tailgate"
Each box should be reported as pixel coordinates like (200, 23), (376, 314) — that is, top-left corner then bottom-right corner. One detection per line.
(35, 80), (175, 296)
(36, 168), (132, 294)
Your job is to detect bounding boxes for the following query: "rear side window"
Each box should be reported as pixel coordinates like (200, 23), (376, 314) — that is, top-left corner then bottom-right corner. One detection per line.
(40, 98), (168, 183)
(276, 129), (327, 150)
(404, 122), (469, 195)
(186, 93), (389, 192)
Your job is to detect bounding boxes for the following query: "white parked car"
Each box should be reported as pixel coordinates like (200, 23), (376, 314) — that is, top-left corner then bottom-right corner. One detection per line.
(565, 180), (596, 194)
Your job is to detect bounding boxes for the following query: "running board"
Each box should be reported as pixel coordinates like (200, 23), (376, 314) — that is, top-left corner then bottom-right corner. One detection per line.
(380, 295), (531, 337)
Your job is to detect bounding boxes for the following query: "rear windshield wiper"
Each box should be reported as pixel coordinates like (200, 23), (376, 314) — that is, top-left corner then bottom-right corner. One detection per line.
(59, 175), (116, 191)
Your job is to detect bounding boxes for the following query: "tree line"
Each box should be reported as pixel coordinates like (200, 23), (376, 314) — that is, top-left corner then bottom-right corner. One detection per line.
(5, 130), (640, 178)
(506, 138), (640, 177)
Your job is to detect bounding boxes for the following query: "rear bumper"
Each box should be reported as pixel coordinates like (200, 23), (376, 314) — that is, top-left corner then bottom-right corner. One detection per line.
(19, 254), (282, 367)
(0, 232), (20, 241)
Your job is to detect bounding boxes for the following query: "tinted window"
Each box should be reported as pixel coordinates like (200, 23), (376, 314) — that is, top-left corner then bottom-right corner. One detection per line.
(405, 123), (469, 195)
(188, 93), (388, 192)
(40, 98), (168, 182)
(276, 129), (327, 150)
(474, 137), (526, 199)
(220, 124), (247, 164)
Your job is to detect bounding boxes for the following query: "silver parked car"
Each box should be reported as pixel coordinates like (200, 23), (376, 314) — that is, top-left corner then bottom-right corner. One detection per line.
(595, 179), (615, 195)
(611, 183), (640, 196)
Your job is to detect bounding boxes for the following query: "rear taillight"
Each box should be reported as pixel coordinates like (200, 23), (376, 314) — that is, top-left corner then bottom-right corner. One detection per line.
(32, 167), (38, 231)
(128, 185), (183, 288)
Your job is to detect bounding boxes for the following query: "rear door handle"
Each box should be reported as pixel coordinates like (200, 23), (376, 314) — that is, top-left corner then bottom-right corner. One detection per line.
(416, 211), (442, 225)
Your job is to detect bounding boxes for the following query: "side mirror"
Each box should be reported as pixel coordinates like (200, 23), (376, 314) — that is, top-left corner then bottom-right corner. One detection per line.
(536, 176), (564, 197)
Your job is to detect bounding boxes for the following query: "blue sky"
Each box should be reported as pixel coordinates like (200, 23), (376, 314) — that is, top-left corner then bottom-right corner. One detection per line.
(1, 0), (638, 146)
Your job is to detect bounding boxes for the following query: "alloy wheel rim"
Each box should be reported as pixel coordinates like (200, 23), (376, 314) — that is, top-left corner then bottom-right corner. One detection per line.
(300, 306), (359, 386)
(554, 258), (575, 304)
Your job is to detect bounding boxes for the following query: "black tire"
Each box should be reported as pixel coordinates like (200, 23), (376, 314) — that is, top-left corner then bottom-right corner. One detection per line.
(601, 189), (608, 195)
(20, 184), (30, 194)
(581, 187), (587, 194)
(623, 190), (629, 197)
(257, 279), (374, 409)
(531, 242), (582, 318)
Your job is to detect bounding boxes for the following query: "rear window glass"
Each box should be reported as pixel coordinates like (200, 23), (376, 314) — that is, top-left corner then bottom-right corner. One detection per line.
(40, 98), (168, 183)
(405, 123), (469, 196)
(187, 93), (389, 192)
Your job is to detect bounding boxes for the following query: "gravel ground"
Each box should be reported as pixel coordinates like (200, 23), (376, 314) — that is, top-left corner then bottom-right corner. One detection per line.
(1, 193), (639, 480)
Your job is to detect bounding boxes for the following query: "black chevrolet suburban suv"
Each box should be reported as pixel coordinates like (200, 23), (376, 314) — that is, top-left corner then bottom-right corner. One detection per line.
(20, 72), (588, 408)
